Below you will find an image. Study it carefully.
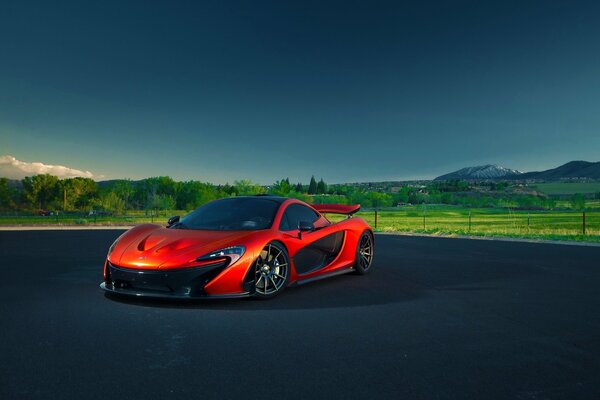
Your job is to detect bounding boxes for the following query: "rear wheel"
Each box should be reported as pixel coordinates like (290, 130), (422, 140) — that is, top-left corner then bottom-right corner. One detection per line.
(353, 231), (374, 275)
(253, 242), (290, 299)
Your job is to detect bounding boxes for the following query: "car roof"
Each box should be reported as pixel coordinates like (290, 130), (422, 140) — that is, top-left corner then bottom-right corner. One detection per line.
(247, 195), (288, 204)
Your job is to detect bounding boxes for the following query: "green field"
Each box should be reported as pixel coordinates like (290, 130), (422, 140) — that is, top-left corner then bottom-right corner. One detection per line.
(326, 205), (600, 243)
(534, 182), (600, 195)
(1, 205), (599, 243)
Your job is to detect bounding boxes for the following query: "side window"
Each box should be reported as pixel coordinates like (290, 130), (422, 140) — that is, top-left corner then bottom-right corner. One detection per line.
(279, 204), (319, 231)
(279, 213), (290, 231)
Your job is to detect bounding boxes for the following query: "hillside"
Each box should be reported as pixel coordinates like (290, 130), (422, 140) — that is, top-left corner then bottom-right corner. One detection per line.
(516, 161), (600, 180)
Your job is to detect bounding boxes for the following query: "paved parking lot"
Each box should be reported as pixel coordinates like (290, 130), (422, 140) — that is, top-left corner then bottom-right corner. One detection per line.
(1, 230), (599, 399)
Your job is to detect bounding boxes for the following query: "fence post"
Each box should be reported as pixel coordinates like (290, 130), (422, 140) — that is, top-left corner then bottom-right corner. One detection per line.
(583, 211), (586, 235)
(374, 209), (378, 229)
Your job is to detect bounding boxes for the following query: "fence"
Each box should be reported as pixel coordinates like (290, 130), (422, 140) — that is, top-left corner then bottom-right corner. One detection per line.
(357, 208), (598, 238)
(0, 208), (598, 240)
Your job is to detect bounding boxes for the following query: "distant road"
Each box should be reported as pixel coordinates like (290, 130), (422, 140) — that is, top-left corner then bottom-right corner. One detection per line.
(1, 231), (599, 399)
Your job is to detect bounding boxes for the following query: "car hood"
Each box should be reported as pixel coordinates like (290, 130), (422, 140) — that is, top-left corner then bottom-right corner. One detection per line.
(111, 225), (255, 270)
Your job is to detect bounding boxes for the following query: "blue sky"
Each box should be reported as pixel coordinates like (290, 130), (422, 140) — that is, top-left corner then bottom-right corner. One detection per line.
(1, 0), (599, 183)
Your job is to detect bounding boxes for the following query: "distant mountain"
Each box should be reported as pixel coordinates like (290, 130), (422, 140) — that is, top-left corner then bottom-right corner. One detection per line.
(435, 161), (600, 181)
(515, 161), (600, 180)
(434, 165), (522, 180)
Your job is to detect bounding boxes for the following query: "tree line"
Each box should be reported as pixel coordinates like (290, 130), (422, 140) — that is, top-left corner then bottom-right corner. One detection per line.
(0, 174), (371, 214)
(0, 175), (594, 214)
(0, 173), (422, 213)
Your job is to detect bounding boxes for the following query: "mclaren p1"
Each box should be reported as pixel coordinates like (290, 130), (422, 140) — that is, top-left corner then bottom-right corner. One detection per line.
(100, 195), (374, 299)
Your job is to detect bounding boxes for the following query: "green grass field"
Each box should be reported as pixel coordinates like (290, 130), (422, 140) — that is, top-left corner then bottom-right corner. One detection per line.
(1, 206), (599, 242)
(326, 205), (600, 243)
(534, 182), (600, 195)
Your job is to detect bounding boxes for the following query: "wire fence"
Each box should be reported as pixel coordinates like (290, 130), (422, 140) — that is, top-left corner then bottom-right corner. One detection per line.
(350, 209), (599, 238)
(0, 208), (598, 240)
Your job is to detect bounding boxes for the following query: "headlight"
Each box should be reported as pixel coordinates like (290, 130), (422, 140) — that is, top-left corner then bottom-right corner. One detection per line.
(196, 245), (245, 265)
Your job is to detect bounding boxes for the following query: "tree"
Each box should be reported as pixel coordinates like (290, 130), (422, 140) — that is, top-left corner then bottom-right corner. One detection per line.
(317, 178), (327, 194)
(62, 177), (98, 210)
(221, 183), (235, 196)
(393, 186), (410, 204)
(570, 193), (586, 211)
(133, 178), (157, 211)
(114, 179), (134, 215)
(348, 190), (368, 207)
(295, 182), (303, 192)
(440, 192), (452, 205)
(368, 192), (392, 209)
(234, 179), (266, 195)
(22, 174), (60, 209)
(158, 194), (176, 211)
(177, 181), (222, 210)
(270, 178), (292, 196)
(308, 176), (317, 194)
(95, 191), (125, 214)
(0, 178), (15, 210)
(133, 176), (178, 211)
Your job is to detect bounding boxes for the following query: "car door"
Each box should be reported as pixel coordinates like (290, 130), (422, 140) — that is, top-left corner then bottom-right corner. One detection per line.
(279, 204), (344, 275)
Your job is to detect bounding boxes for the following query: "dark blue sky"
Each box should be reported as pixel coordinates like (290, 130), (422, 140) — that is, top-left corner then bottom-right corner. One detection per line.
(1, 0), (599, 183)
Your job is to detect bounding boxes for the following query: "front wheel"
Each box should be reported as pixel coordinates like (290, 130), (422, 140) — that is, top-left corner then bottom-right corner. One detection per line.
(353, 231), (374, 275)
(253, 242), (290, 299)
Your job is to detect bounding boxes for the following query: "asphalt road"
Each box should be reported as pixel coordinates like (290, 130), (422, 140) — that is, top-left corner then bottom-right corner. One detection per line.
(1, 230), (599, 400)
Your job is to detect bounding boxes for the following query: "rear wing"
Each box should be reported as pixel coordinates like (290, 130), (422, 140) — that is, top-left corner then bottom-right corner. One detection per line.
(312, 204), (360, 215)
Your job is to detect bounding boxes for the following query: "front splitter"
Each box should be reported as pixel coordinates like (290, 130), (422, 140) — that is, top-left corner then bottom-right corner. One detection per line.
(100, 282), (251, 300)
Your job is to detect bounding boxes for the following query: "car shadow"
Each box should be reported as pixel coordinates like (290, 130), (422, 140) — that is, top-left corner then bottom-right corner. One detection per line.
(101, 235), (553, 311)
(103, 265), (425, 310)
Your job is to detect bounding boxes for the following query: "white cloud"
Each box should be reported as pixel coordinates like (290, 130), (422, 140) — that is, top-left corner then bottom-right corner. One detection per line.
(0, 155), (99, 180)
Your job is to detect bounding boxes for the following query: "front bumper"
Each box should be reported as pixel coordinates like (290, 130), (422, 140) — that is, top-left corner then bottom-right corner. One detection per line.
(101, 262), (250, 299)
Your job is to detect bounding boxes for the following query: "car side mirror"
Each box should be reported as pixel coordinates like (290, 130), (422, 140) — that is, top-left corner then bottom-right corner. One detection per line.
(167, 215), (180, 227)
(297, 220), (314, 239)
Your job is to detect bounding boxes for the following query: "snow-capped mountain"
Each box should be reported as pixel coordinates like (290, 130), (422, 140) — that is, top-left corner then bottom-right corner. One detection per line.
(434, 165), (522, 180)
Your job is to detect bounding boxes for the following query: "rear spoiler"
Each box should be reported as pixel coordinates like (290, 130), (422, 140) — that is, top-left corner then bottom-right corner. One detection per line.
(312, 204), (360, 215)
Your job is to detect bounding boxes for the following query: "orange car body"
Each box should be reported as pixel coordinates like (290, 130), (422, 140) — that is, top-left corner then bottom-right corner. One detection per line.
(101, 196), (373, 299)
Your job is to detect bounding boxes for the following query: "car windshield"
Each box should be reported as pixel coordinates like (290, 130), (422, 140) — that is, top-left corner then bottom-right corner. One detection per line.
(175, 197), (281, 231)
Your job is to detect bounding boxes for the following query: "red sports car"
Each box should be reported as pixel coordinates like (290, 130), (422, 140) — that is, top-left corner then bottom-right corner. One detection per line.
(100, 195), (374, 299)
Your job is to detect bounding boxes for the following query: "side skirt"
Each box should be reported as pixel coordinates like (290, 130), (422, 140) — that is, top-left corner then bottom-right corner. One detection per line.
(294, 266), (355, 286)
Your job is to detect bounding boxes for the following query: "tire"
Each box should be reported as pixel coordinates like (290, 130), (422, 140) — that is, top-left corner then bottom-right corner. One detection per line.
(353, 230), (374, 275)
(253, 242), (290, 299)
